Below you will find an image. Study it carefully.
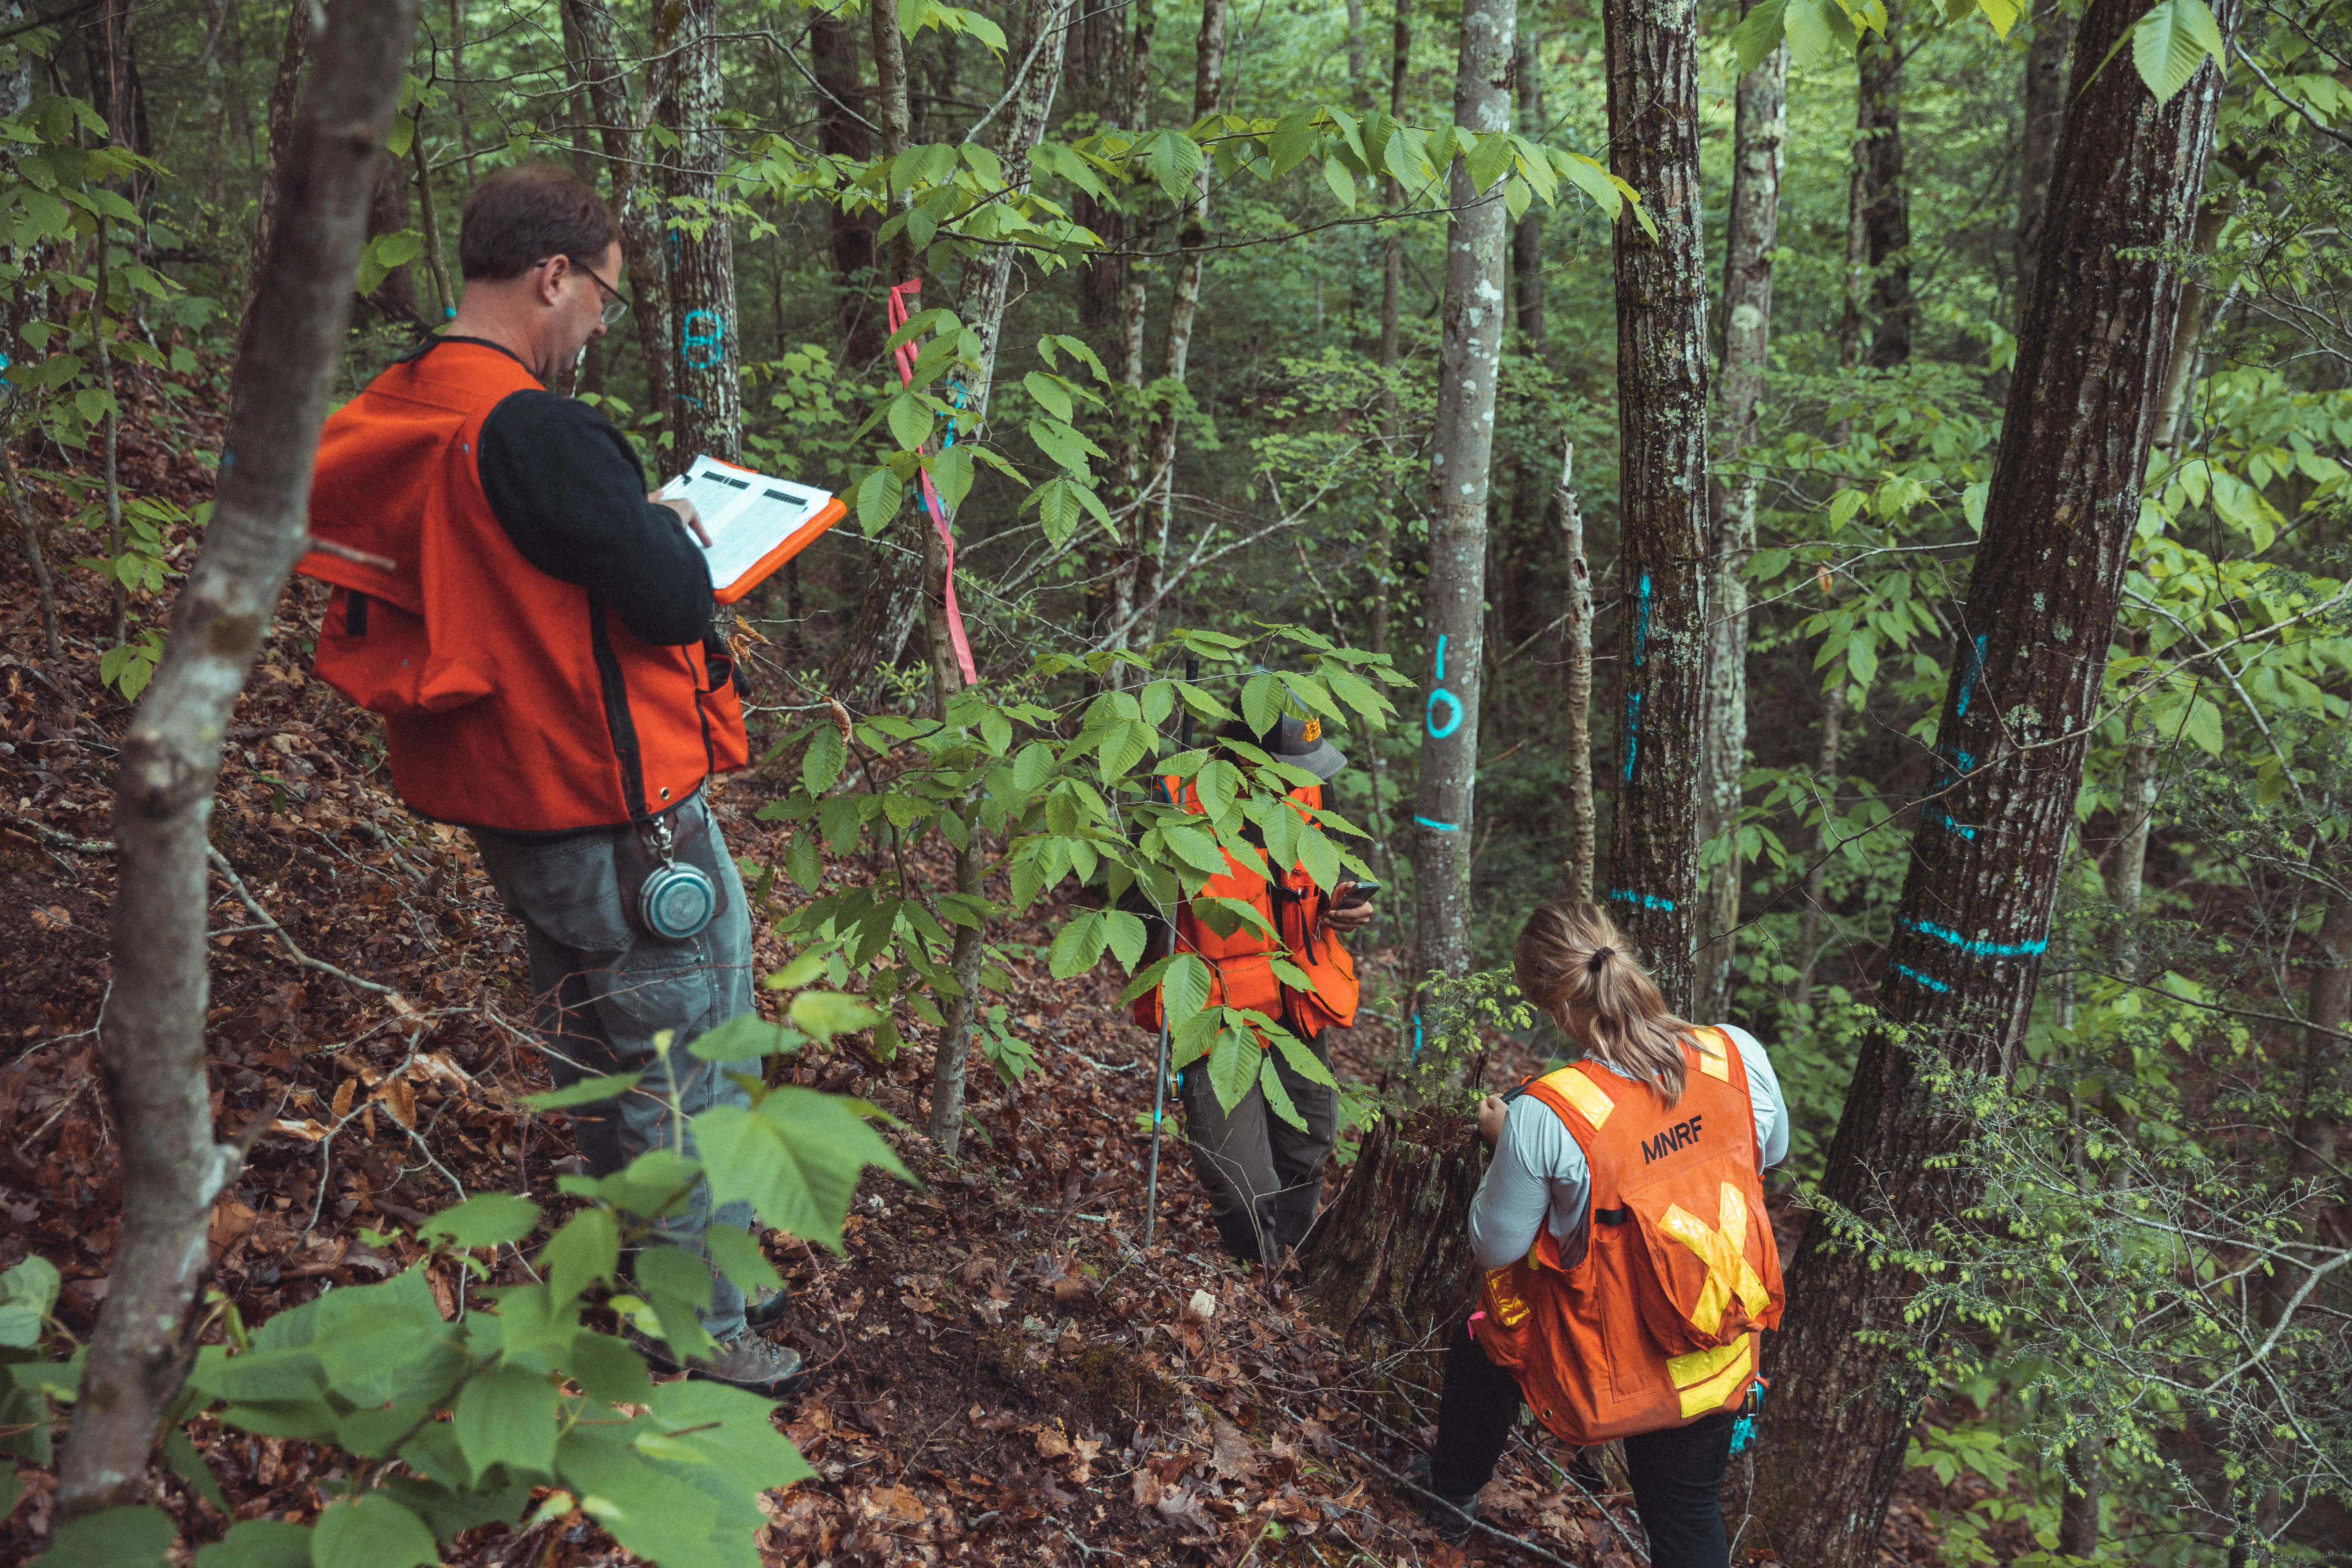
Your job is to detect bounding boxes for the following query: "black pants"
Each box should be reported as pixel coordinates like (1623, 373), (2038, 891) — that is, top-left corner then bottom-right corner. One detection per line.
(1177, 1035), (1338, 1265)
(1429, 1317), (1734, 1568)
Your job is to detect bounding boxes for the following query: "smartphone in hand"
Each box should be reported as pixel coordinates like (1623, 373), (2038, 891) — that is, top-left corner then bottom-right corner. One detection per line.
(1336, 879), (1381, 909)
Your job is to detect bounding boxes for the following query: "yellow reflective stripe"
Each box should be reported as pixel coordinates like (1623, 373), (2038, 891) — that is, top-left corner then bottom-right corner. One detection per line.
(1661, 1181), (1773, 1336)
(1661, 1203), (1737, 1335)
(1718, 1183), (1772, 1318)
(1695, 1026), (1732, 1081)
(1668, 1336), (1753, 1418)
(1544, 1067), (1616, 1130)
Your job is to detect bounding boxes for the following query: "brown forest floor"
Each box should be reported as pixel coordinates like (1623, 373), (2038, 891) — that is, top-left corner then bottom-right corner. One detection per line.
(0, 389), (2003, 1566)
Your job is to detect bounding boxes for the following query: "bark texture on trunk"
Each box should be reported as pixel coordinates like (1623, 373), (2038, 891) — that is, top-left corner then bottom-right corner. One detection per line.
(1602, 0), (1709, 1002)
(1559, 447), (1596, 906)
(1119, 0), (1229, 653)
(1858, 0), (1911, 370)
(54, 0), (423, 1520)
(1694, 21), (1785, 1024)
(1749, 3), (2239, 1559)
(84, 0), (151, 208)
(926, 810), (987, 1155)
(1512, 28), (1544, 351)
(870, 0), (916, 285)
(564, 0), (672, 423)
(660, 0), (741, 462)
(1298, 1115), (1486, 1341)
(2015, 0), (2076, 328)
(1409, 0), (1514, 990)
(812, 6), (881, 367)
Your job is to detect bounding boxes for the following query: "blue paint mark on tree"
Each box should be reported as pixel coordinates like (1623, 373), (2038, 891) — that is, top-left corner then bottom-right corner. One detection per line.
(681, 309), (725, 369)
(1621, 573), (1653, 783)
(1899, 916), (2047, 959)
(1427, 631), (1464, 738)
(1608, 888), (1675, 912)
(1414, 815), (1461, 832)
(1888, 962), (1951, 993)
(1954, 633), (1988, 718)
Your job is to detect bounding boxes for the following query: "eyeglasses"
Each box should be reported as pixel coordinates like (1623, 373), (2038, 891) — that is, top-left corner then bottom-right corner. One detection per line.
(541, 255), (630, 326)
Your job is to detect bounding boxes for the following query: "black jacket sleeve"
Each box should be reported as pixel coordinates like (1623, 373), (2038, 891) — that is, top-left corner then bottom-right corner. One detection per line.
(475, 390), (714, 646)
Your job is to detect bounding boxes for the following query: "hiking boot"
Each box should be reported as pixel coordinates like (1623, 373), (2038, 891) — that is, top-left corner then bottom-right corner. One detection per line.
(632, 1328), (808, 1397)
(691, 1330), (806, 1396)
(1404, 1452), (1481, 1544)
(744, 1286), (789, 1331)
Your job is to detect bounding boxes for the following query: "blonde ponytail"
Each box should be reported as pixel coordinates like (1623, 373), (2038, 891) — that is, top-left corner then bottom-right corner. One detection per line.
(1513, 903), (1713, 1104)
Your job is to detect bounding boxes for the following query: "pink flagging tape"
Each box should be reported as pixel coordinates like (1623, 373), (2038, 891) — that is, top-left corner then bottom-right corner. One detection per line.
(885, 280), (979, 686)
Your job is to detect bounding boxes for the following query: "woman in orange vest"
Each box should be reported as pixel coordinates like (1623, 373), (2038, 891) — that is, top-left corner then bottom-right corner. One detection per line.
(1411, 903), (1789, 1565)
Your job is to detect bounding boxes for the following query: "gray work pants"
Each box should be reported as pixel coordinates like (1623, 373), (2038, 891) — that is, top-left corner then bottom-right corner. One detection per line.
(1179, 1033), (1339, 1265)
(472, 790), (757, 1338)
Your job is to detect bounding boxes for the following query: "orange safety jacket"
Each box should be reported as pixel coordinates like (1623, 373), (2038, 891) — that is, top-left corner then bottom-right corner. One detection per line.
(296, 340), (749, 833)
(1472, 1029), (1785, 1446)
(1128, 777), (1359, 1041)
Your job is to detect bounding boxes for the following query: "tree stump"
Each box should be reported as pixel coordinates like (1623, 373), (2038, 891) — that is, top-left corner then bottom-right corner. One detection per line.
(1297, 1110), (1487, 1348)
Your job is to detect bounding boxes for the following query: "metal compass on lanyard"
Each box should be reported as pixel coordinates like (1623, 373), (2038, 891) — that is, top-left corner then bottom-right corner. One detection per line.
(637, 812), (718, 941)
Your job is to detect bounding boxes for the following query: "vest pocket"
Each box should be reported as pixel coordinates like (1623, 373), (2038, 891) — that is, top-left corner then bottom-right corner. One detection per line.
(315, 586), (493, 717)
(696, 635), (751, 773)
(1620, 1152), (1781, 1357)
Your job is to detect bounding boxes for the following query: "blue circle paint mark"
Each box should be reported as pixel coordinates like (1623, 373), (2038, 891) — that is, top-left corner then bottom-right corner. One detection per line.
(681, 309), (725, 368)
(1426, 688), (1463, 740)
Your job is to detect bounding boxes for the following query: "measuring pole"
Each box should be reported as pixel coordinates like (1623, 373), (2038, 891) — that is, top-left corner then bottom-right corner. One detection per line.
(1142, 654), (1200, 1248)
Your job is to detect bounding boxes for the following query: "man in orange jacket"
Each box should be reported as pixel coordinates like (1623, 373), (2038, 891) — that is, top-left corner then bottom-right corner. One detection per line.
(1136, 714), (1375, 1265)
(301, 164), (798, 1393)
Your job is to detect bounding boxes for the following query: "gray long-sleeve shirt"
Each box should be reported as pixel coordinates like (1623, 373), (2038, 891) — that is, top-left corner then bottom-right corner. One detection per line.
(1467, 1024), (1788, 1272)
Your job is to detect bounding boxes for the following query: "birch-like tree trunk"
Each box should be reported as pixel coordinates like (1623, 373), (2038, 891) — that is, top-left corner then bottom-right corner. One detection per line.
(660, 0), (740, 462)
(1694, 17), (1785, 1023)
(1602, 0), (1709, 1000)
(1119, 0), (1228, 652)
(922, 0), (1075, 1157)
(1408, 0), (1513, 990)
(1749, 3), (2240, 1558)
(1857, 0), (1911, 369)
(54, 0), (423, 1520)
(870, 0), (916, 285)
(1559, 447), (1595, 906)
(2015, 0), (2076, 327)
(1790, 674), (1844, 1008)
(564, 0), (673, 423)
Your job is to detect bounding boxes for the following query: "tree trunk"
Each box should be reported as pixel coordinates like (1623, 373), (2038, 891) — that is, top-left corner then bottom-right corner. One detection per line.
(2151, 205), (2227, 451)
(1602, 0), (1709, 1001)
(1858, 0), (1911, 370)
(1298, 1113), (1486, 1342)
(239, 0), (313, 360)
(1559, 447), (1595, 906)
(564, 0), (673, 423)
(1409, 0), (1513, 995)
(1748, 3), (2240, 1559)
(1072, 0), (1136, 338)
(1694, 18), (1785, 1023)
(83, 0), (152, 211)
(2014, 0), (2076, 328)
(926, 814), (987, 1155)
(2, 433), (61, 661)
(1790, 677), (1844, 1009)
(1124, 0), (1230, 653)
(869, 0), (916, 285)
(53, 0), (423, 1522)
(1359, 0), (1408, 894)
(811, 6), (881, 368)
(1512, 28), (1544, 352)
(660, 0), (740, 463)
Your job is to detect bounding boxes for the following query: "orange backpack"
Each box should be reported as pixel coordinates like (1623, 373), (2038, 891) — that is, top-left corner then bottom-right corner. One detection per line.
(1472, 1029), (1784, 1445)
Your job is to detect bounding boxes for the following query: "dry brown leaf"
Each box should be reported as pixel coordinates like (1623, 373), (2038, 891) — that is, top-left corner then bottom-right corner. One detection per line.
(1208, 1420), (1259, 1481)
(858, 1484), (927, 1527)
(330, 1078), (356, 1120)
(267, 1117), (331, 1142)
(377, 1076), (416, 1129)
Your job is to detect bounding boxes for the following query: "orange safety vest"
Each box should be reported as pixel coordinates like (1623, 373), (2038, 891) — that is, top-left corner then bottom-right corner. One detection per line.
(1128, 777), (1359, 1041)
(296, 340), (749, 833)
(1473, 1029), (1785, 1446)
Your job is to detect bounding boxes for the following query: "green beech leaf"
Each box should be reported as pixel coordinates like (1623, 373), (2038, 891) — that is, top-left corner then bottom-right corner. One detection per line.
(1733, 0), (1791, 72)
(694, 1089), (914, 1251)
(193, 1519), (313, 1568)
(521, 1072), (641, 1112)
(420, 1193), (540, 1250)
(309, 1493), (438, 1568)
(34, 1506), (175, 1568)
(2132, 0), (2224, 104)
